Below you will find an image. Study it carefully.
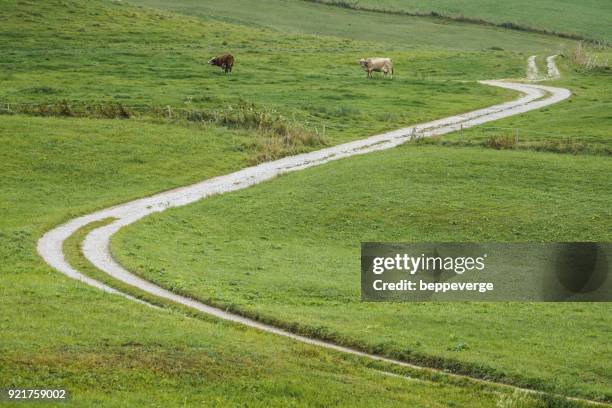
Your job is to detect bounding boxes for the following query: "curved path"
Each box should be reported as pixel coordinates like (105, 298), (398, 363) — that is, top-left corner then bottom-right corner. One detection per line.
(527, 54), (561, 81)
(527, 55), (541, 80)
(38, 57), (604, 405)
(547, 55), (561, 79)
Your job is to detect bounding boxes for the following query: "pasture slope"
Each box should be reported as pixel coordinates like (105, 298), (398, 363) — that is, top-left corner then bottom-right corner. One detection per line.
(129, 0), (577, 53)
(40, 55), (610, 406)
(108, 2), (610, 403)
(0, 1), (556, 406)
(307, 0), (612, 43)
(2, 0), (610, 406)
(129, 0), (611, 152)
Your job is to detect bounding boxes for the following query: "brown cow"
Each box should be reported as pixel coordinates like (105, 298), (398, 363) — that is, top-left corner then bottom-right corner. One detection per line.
(208, 53), (234, 74)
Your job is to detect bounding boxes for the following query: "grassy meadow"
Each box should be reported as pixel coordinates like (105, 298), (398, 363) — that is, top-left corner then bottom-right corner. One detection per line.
(1, 0), (531, 147)
(0, 115), (531, 407)
(0, 118), (519, 407)
(114, 146), (612, 401)
(129, 0), (575, 53)
(1, 0), (611, 406)
(430, 55), (612, 153)
(309, 0), (612, 43)
(88, 0), (612, 153)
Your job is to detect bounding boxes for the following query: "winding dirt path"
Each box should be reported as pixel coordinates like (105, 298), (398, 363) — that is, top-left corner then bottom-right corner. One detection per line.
(547, 55), (561, 79)
(37, 57), (606, 405)
(527, 55), (541, 80)
(527, 54), (561, 81)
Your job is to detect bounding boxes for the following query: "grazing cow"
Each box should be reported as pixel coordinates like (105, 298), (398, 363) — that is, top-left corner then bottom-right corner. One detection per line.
(208, 53), (234, 74)
(359, 57), (393, 79)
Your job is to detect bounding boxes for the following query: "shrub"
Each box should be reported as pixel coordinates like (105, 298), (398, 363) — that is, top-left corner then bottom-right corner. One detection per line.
(2, 100), (326, 162)
(8, 101), (134, 119)
(484, 135), (516, 149)
(496, 391), (540, 408)
(573, 42), (609, 70)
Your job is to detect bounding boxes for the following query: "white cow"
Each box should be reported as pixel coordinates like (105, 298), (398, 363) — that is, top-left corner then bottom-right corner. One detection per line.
(359, 57), (393, 79)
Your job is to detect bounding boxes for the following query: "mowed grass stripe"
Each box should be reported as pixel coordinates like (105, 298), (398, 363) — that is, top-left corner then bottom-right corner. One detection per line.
(129, 0), (576, 53)
(305, 0), (612, 43)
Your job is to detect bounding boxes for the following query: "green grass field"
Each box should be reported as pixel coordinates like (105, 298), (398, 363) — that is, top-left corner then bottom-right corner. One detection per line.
(1, 0), (533, 147)
(4, 115), (543, 407)
(122, 0), (612, 152)
(113, 146), (612, 401)
(309, 0), (612, 43)
(1, 0), (611, 406)
(130, 0), (575, 53)
(432, 56), (612, 153)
